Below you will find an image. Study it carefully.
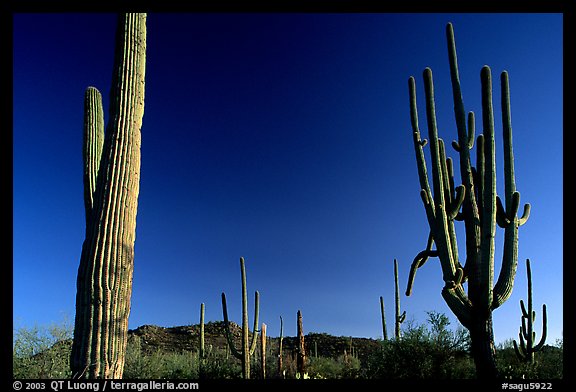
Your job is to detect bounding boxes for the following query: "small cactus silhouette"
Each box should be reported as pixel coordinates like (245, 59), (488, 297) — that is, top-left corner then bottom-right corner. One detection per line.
(513, 259), (547, 364)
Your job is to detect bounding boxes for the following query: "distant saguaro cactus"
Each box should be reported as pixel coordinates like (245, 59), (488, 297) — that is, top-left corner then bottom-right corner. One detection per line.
(405, 22), (530, 378)
(278, 316), (284, 378)
(71, 13), (146, 379)
(379, 296), (388, 341)
(221, 257), (260, 379)
(513, 259), (547, 364)
(296, 310), (306, 377)
(260, 323), (267, 379)
(394, 259), (406, 340)
(199, 303), (206, 377)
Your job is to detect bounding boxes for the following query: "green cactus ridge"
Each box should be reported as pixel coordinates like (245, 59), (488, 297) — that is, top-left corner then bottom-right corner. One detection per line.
(71, 13), (146, 379)
(221, 257), (260, 379)
(513, 259), (547, 363)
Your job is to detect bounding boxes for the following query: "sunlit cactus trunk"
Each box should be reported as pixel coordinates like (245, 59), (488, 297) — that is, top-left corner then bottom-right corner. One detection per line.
(405, 23), (530, 378)
(71, 13), (146, 379)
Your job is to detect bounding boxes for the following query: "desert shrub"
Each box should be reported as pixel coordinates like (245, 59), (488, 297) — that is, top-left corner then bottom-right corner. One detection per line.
(365, 311), (475, 379)
(13, 320), (73, 379)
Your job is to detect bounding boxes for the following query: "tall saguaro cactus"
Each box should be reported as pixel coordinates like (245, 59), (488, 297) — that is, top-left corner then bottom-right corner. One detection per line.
(394, 259), (406, 340)
(71, 13), (146, 379)
(221, 257), (260, 379)
(513, 259), (547, 364)
(405, 23), (530, 378)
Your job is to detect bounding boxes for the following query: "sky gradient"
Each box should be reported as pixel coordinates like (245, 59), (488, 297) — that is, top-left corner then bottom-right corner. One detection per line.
(13, 12), (563, 345)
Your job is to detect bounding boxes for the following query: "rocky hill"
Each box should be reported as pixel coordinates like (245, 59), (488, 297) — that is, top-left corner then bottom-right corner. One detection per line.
(128, 321), (381, 366)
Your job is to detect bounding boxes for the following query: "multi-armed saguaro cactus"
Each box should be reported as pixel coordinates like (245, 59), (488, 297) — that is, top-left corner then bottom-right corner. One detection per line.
(71, 13), (146, 379)
(405, 22), (530, 378)
(221, 257), (260, 379)
(513, 259), (547, 364)
(394, 259), (406, 340)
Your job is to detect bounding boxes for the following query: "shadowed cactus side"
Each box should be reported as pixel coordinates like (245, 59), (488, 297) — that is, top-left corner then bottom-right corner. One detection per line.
(71, 13), (146, 379)
(221, 257), (260, 379)
(513, 259), (547, 364)
(404, 22), (530, 378)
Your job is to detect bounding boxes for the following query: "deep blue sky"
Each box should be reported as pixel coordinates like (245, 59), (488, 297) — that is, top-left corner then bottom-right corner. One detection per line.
(13, 13), (562, 345)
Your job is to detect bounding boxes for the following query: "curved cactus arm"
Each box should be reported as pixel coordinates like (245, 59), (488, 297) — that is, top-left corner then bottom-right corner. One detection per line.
(406, 232), (438, 296)
(533, 304), (547, 351)
(248, 291), (260, 356)
(441, 286), (472, 329)
(451, 111), (476, 153)
(518, 203), (531, 226)
(447, 185), (466, 220)
(398, 310), (406, 324)
(221, 292), (242, 360)
(513, 338), (526, 360)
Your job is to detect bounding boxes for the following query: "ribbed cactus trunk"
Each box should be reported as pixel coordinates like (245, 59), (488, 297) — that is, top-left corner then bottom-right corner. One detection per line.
(405, 23), (530, 379)
(71, 13), (146, 379)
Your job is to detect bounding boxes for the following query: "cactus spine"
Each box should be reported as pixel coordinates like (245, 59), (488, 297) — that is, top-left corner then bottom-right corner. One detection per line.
(405, 23), (530, 378)
(221, 257), (260, 379)
(296, 310), (306, 377)
(394, 259), (406, 340)
(513, 259), (547, 363)
(71, 13), (146, 379)
(379, 296), (388, 341)
(260, 323), (267, 379)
